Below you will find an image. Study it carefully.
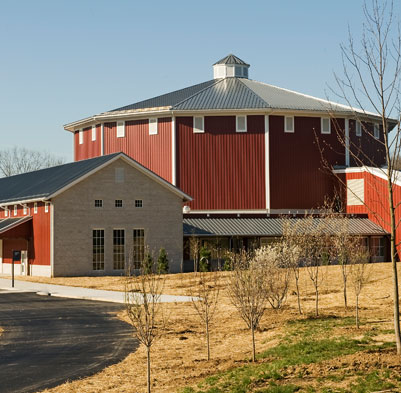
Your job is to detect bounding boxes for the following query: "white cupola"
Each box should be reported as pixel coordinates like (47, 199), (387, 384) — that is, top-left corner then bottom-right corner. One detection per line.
(213, 54), (250, 79)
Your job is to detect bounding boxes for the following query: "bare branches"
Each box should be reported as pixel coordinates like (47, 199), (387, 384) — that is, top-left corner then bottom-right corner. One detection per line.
(0, 146), (65, 177)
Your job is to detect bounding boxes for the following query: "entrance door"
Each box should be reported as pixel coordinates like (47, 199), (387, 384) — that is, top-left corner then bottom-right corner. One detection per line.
(20, 250), (28, 276)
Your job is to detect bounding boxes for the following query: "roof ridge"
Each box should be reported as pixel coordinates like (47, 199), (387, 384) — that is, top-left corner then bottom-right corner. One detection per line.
(236, 78), (271, 108)
(171, 78), (224, 110)
(244, 79), (378, 116)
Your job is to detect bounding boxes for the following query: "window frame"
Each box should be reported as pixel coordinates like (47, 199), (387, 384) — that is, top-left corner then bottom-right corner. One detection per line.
(285, 116), (295, 133)
(94, 199), (103, 208)
(14, 205), (17, 216)
(34, 202), (38, 214)
(45, 202), (49, 213)
(79, 129), (84, 145)
(321, 117), (331, 134)
(371, 236), (384, 257)
(356, 121), (362, 137)
(91, 125), (97, 141)
(132, 228), (145, 270)
(115, 199), (123, 208)
(92, 229), (105, 271)
(23, 205), (27, 215)
(193, 116), (205, 133)
(113, 229), (125, 270)
(149, 118), (158, 135)
(4, 206), (8, 217)
(135, 199), (143, 208)
(116, 121), (125, 138)
(374, 123), (380, 139)
(236, 115), (247, 133)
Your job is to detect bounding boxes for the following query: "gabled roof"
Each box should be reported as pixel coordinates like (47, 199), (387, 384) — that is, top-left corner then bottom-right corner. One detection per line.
(183, 217), (387, 237)
(0, 153), (191, 205)
(213, 54), (249, 66)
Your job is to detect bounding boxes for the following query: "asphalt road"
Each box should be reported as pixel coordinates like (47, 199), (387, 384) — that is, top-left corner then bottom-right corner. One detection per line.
(0, 291), (137, 393)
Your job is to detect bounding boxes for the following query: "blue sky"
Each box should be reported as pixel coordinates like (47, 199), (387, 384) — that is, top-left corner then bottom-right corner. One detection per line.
(0, 0), (399, 161)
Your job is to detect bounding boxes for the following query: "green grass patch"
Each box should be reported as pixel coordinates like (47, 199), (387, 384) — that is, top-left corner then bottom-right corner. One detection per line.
(180, 317), (397, 393)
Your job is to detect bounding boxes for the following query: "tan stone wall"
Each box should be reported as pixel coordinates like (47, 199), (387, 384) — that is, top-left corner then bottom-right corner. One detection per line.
(52, 158), (183, 276)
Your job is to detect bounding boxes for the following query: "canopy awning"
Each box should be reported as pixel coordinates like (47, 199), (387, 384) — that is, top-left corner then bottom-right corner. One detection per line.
(0, 216), (32, 236)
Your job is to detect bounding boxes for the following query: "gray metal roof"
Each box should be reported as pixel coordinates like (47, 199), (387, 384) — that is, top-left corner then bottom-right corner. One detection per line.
(0, 217), (32, 234)
(0, 154), (120, 204)
(183, 217), (387, 237)
(110, 80), (217, 112)
(213, 54), (249, 66)
(172, 78), (268, 110)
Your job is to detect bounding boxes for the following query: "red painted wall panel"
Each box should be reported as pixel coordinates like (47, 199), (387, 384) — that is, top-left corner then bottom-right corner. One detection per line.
(0, 202), (51, 266)
(104, 118), (172, 182)
(269, 116), (345, 209)
(177, 116), (265, 210)
(3, 239), (28, 264)
(349, 120), (386, 167)
(74, 125), (102, 161)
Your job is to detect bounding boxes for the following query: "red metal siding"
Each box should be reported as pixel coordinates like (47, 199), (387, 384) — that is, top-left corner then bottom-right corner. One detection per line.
(349, 120), (385, 167)
(104, 118), (172, 182)
(177, 116), (265, 210)
(3, 239), (28, 265)
(0, 202), (51, 266)
(345, 171), (401, 255)
(269, 116), (345, 209)
(74, 125), (102, 162)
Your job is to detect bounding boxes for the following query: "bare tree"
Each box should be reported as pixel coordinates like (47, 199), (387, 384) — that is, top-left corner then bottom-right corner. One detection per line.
(253, 244), (292, 310)
(228, 250), (270, 362)
(189, 235), (201, 273)
(0, 146), (65, 177)
(323, 0), (401, 353)
(282, 219), (303, 314)
(125, 254), (166, 393)
(349, 239), (372, 328)
(189, 271), (220, 361)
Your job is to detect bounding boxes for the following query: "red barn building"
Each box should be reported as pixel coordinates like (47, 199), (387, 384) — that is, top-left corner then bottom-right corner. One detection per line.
(65, 55), (386, 213)
(63, 54), (393, 264)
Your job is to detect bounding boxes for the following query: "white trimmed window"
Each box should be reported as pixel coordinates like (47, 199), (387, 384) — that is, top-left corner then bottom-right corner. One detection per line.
(374, 124), (380, 139)
(45, 202), (49, 213)
(115, 167), (125, 183)
(95, 199), (103, 208)
(23, 205), (27, 215)
(321, 118), (331, 134)
(14, 205), (17, 216)
(115, 199), (123, 208)
(93, 229), (105, 270)
(132, 229), (145, 269)
(356, 121), (362, 137)
(113, 229), (125, 270)
(117, 121), (125, 138)
(79, 129), (83, 144)
(193, 117), (204, 133)
(236, 116), (247, 133)
(149, 118), (158, 135)
(135, 199), (143, 208)
(347, 178), (364, 206)
(285, 116), (294, 133)
(92, 125), (97, 141)
(34, 203), (38, 214)
(5, 207), (8, 217)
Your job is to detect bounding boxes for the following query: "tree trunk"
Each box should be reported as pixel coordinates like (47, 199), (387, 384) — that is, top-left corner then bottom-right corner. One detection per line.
(251, 324), (256, 362)
(315, 287), (319, 317)
(147, 346), (151, 393)
(356, 294), (359, 329)
(206, 319), (210, 361)
(295, 276), (302, 315)
(343, 272), (348, 309)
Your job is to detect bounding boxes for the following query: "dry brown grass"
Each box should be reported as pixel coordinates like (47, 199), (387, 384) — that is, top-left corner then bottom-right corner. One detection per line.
(34, 262), (399, 393)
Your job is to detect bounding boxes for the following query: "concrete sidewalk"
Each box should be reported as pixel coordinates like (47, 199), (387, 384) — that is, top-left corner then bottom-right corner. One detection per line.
(0, 278), (194, 304)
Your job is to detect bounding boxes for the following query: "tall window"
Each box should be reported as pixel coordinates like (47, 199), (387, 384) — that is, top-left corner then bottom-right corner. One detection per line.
(93, 229), (105, 270)
(113, 229), (125, 270)
(34, 203), (38, 214)
(371, 237), (384, 257)
(356, 121), (362, 137)
(14, 205), (17, 216)
(374, 123), (380, 139)
(4, 206), (8, 217)
(285, 116), (294, 133)
(132, 229), (145, 269)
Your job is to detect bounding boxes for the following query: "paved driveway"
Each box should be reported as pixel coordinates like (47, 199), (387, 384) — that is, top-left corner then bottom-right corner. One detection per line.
(0, 291), (137, 393)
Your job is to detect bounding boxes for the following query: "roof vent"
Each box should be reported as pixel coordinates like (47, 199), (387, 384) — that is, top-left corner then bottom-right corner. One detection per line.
(213, 54), (250, 79)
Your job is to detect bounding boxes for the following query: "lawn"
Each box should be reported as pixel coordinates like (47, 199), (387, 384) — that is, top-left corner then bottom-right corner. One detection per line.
(13, 263), (401, 392)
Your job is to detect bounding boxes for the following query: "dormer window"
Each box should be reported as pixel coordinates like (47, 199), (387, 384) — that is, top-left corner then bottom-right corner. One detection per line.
(236, 116), (247, 133)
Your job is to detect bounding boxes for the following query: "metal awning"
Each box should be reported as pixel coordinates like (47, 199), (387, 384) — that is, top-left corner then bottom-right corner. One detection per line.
(183, 217), (388, 237)
(0, 217), (32, 235)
